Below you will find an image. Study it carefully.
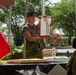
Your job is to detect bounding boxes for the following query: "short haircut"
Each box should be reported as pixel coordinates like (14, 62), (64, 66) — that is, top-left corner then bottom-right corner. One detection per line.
(26, 11), (35, 18)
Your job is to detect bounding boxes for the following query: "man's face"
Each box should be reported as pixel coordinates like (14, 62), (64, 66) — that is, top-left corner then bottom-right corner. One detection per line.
(27, 16), (35, 24)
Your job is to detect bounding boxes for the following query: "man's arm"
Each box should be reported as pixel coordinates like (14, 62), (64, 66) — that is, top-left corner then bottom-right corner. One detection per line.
(24, 33), (44, 42)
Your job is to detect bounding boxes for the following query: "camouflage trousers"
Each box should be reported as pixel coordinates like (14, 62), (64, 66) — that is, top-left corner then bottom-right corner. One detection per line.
(26, 50), (43, 59)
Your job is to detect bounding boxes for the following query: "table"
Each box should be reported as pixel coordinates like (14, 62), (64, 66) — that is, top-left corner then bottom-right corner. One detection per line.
(43, 48), (75, 56)
(0, 57), (69, 75)
(0, 63), (67, 75)
(0, 64), (37, 75)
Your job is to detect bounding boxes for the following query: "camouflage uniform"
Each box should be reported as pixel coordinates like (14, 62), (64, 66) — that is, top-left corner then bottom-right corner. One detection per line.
(66, 38), (76, 75)
(22, 24), (46, 59)
(66, 50), (76, 75)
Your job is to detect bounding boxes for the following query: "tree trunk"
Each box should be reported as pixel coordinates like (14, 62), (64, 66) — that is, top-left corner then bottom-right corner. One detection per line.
(68, 34), (72, 45)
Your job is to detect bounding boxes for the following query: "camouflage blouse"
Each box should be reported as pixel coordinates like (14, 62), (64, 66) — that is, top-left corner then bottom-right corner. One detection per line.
(22, 24), (46, 58)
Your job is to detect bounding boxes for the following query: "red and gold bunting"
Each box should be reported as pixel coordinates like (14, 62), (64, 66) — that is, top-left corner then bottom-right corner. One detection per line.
(0, 5), (5, 8)
(0, 0), (15, 8)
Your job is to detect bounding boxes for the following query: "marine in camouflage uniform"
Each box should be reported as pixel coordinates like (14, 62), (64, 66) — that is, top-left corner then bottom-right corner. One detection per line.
(66, 38), (76, 75)
(66, 50), (76, 75)
(22, 24), (46, 59)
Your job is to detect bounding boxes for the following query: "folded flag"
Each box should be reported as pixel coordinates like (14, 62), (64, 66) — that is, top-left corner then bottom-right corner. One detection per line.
(0, 32), (10, 60)
(0, 0), (15, 6)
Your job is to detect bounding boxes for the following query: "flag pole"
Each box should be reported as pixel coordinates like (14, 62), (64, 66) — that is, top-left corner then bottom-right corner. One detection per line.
(42, 0), (47, 45)
(42, 0), (45, 15)
(75, 0), (76, 36)
(75, 0), (76, 24)
(8, 6), (12, 44)
(23, 0), (29, 59)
